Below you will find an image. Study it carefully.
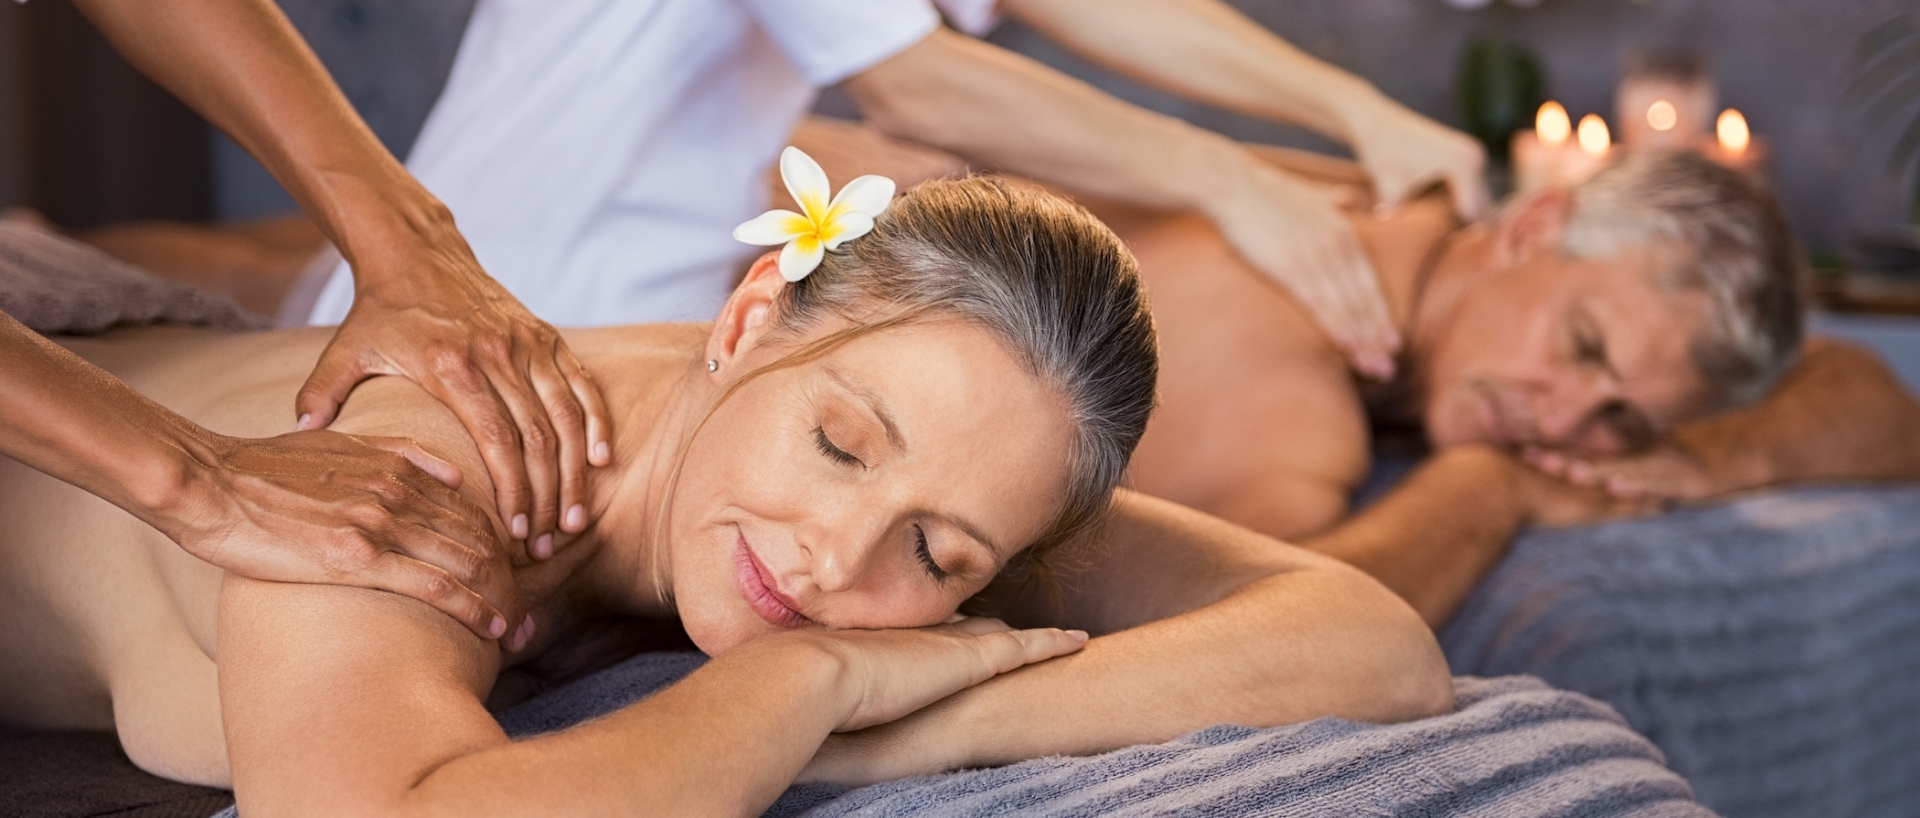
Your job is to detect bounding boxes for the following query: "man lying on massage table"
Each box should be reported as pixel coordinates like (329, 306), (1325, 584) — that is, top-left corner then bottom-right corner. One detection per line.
(1107, 148), (1920, 627)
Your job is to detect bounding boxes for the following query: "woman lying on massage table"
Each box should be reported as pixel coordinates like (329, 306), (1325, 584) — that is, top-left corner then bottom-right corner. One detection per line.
(0, 170), (1448, 816)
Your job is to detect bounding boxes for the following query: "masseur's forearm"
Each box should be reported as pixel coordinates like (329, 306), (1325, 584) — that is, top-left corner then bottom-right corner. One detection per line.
(70, 0), (448, 281)
(804, 493), (1450, 784)
(1672, 338), (1920, 488)
(1000, 0), (1382, 144)
(0, 313), (225, 535)
(846, 29), (1256, 217)
(1303, 446), (1530, 629)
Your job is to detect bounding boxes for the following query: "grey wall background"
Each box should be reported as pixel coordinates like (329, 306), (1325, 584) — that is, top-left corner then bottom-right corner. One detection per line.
(223, 0), (1919, 256)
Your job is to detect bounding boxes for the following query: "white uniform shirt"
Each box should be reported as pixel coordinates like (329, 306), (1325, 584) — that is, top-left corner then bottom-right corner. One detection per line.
(309, 0), (995, 327)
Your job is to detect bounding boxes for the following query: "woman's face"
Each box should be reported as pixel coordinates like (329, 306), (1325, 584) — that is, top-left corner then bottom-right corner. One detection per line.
(665, 319), (1075, 656)
(1416, 243), (1722, 455)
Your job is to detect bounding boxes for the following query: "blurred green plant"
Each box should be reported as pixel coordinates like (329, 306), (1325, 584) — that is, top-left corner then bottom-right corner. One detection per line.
(1456, 35), (1547, 164)
(1849, 12), (1920, 225)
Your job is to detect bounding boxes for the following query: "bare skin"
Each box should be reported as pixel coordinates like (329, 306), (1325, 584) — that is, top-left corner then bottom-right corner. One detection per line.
(0, 257), (1447, 814)
(1107, 185), (1920, 626)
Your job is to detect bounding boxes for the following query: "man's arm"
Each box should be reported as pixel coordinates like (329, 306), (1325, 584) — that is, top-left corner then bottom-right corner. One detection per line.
(1302, 445), (1649, 629)
(69, 0), (612, 555)
(800, 489), (1452, 785)
(843, 29), (1401, 377)
(1524, 338), (1920, 500)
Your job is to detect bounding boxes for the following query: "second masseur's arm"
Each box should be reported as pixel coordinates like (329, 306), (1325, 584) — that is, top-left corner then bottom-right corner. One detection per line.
(802, 491), (1451, 785)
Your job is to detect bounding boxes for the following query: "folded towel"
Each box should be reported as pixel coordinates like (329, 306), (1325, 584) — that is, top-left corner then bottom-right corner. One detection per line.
(221, 656), (1712, 818)
(0, 220), (270, 334)
(1442, 484), (1920, 818)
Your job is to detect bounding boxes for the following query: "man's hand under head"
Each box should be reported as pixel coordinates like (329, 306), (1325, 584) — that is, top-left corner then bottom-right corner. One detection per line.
(294, 236), (612, 562)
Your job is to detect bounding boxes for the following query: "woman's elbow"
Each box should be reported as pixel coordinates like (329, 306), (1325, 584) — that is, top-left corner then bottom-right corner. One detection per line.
(1307, 563), (1455, 724)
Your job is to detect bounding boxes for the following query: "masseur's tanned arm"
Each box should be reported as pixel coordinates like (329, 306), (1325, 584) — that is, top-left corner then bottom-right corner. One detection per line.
(0, 311), (526, 643)
(69, 0), (612, 556)
(801, 489), (1453, 784)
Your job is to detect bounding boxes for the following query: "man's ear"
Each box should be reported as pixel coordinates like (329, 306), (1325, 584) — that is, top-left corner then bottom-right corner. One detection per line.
(1491, 188), (1574, 267)
(706, 253), (785, 379)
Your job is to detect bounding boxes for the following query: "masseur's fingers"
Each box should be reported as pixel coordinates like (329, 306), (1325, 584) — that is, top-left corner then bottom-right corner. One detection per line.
(446, 373), (538, 547)
(367, 544), (525, 648)
(294, 331), (378, 431)
(563, 349), (614, 468)
(527, 345), (592, 542)
(487, 352), (564, 559)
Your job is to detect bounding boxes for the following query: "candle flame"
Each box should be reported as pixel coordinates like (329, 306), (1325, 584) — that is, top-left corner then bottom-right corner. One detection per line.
(1717, 109), (1750, 155)
(1536, 101), (1571, 146)
(1647, 100), (1677, 132)
(1577, 114), (1611, 155)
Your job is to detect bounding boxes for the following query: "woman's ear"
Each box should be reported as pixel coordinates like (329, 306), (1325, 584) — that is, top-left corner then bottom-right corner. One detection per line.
(705, 253), (785, 378)
(1491, 188), (1573, 267)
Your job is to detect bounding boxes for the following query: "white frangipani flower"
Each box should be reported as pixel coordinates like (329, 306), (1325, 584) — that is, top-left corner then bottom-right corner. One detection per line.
(733, 146), (896, 282)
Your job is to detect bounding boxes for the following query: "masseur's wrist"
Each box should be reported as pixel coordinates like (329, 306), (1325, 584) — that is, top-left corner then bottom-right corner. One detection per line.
(128, 418), (242, 547)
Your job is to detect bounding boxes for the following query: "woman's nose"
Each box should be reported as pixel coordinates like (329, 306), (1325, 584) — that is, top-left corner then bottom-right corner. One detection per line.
(800, 509), (889, 594)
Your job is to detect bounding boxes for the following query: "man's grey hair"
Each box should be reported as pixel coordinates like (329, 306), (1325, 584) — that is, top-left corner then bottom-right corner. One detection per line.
(1556, 150), (1807, 406)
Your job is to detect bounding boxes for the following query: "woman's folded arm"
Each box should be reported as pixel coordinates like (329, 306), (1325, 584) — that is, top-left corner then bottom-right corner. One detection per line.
(801, 490), (1452, 785)
(217, 576), (853, 818)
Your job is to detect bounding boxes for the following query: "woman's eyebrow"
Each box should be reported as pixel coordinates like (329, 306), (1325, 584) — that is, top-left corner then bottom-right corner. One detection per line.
(825, 367), (906, 452)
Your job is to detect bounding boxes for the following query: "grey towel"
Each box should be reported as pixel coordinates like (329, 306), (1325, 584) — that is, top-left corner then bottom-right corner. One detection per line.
(211, 662), (1711, 817)
(1442, 485), (1920, 818)
(0, 220), (270, 334)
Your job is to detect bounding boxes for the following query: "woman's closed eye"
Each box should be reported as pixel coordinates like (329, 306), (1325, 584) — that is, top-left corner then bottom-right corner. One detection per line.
(813, 426), (864, 468)
(913, 524), (948, 583)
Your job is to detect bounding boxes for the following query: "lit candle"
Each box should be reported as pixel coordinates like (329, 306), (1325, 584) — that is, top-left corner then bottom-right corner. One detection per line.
(1538, 101), (1572, 146)
(1577, 114), (1611, 155)
(1717, 109), (1749, 155)
(1702, 107), (1766, 176)
(1511, 102), (1610, 193)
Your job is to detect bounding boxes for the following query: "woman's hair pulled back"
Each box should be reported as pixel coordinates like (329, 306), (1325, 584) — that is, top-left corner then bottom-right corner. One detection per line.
(769, 176), (1158, 560)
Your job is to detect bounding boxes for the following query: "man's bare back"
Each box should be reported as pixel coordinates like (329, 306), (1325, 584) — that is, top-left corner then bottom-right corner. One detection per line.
(1110, 197), (1459, 540)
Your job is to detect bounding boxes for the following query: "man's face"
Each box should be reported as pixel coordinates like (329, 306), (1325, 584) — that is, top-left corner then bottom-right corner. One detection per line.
(1417, 240), (1725, 455)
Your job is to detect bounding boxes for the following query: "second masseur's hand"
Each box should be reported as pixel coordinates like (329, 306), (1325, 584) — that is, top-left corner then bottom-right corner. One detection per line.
(1207, 158), (1400, 379)
(1345, 95), (1491, 222)
(294, 241), (612, 561)
(168, 430), (533, 649)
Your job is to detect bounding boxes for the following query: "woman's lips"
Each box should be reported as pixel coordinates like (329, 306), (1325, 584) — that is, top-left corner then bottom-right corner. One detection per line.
(734, 531), (812, 629)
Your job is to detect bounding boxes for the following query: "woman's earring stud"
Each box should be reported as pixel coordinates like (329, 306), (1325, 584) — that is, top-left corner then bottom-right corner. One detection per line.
(706, 359), (719, 372)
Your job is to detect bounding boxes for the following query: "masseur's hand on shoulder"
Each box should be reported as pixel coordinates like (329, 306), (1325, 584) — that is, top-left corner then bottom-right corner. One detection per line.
(294, 227), (612, 560)
(164, 430), (534, 649)
(1202, 157), (1401, 379)
(67, 0), (611, 560)
(0, 312), (529, 648)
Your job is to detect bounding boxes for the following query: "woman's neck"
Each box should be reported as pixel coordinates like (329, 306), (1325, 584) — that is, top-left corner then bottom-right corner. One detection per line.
(540, 324), (718, 620)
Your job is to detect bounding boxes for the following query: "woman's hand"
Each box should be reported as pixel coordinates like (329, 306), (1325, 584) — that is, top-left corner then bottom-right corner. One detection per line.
(293, 238), (611, 562)
(1343, 96), (1491, 222)
(162, 429), (533, 649)
(804, 617), (1088, 733)
(1205, 160), (1401, 379)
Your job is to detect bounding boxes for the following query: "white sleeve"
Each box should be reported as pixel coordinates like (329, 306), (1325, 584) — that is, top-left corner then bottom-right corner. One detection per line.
(933, 0), (1002, 37)
(739, 0), (942, 86)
